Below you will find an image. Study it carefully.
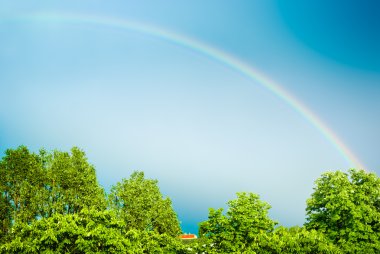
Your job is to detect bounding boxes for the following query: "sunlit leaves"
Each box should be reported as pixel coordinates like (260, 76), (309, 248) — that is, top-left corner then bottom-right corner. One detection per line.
(1, 146), (379, 252)
(0, 146), (43, 225)
(305, 169), (380, 253)
(199, 192), (277, 252)
(42, 147), (107, 216)
(109, 171), (181, 237)
(0, 209), (186, 254)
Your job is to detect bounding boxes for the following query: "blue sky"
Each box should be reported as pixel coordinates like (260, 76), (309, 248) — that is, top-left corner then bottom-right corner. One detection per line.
(1, 0), (379, 233)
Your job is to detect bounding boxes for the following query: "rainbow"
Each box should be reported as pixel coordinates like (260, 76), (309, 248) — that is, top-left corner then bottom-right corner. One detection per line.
(3, 12), (365, 169)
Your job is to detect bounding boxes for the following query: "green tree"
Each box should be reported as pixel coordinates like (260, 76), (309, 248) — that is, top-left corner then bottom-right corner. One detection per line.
(0, 195), (11, 242)
(124, 229), (187, 254)
(262, 226), (342, 254)
(194, 225), (341, 254)
(0, 146), (43, 226)
(39, 147), (107, 217)
(109, 171), (181, 237)
(1, 148), (186, 253)
(0, 208), (131, 253)
(1, 208), (188, 254)
(199, 192), (277, 252)
(305, 169), (380, 253)
(0, 146), (106, 228)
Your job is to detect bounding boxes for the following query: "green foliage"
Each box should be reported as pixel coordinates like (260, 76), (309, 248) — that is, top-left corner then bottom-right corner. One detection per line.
(109, 171), (181, 237)
(124, 229), (187, 253)
(0, 195), (11, 242)
(39, 147), (107, 217)
(0, 208), (186, 254)
(196, 193), (343, 253)
(199, 192), (277, 252)
(0, 146), (106, 240)
(194, 225), (341, 253)
(305, 169), (380, 253)
(1, 146), (379, 253)
(262, 226), (342, 254)
(0, 146), (43, 225)
(0, 208), (130, 254)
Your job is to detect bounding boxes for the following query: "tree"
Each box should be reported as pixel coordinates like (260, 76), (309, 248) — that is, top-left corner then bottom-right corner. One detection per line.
(0, 146), (44, 226)
(193, 226), (342, 254)
(109, 171), (181, 237)
(1, 147), (185, 253)
(39, 147), (107, 217)
(305, 169), (380, 253)
(1, 208), (187, 254)
(199, 192), (277, 252)
(263, 226), (342, 254)
(0, 195), (11, 242)
(0, 146), (106, 230)
(0, 208), (132, 253)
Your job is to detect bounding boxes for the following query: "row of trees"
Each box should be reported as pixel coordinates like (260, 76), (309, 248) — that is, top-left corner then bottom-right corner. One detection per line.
(1, 146), (380, 253)
(196, 169), (380, 253)
(0, 146), (181, 253)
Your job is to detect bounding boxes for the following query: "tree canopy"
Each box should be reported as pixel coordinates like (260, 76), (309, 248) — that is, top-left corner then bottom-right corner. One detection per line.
(1, 146), (379, 253)
(0, 146), (43, 225)
(109, 171), (181, 237)
(199, 192), (277, 252)
(0, 146), (106, 229)
(305, 168), (380, 253)
(0, 208), (185, 254)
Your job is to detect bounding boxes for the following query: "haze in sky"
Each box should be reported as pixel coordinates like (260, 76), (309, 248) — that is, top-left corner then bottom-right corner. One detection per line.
(1, 0), (379, 233)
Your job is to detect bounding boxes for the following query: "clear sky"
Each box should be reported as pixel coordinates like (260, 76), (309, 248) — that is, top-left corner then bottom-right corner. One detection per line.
(1, 0), (379, 233)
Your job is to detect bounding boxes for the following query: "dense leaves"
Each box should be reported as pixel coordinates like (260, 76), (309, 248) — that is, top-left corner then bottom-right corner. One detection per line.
(264, 226), (342, 253)
(199, 192), (277, 252)
(39, 147), (107, 217)
(0, 147), (184, 253)
(0, 146), (106, 227)
(1, 146), (379, 253)
(305, 169), (380, 253)
(0, 195), (11, 242)
(1, 209), (128, 253)
(197, 193), (343, 253)
(109, 171), (181, 237)
(192, 226), (342, 253)
(0, 209), (186, 254)
(0, 146), (43, 225)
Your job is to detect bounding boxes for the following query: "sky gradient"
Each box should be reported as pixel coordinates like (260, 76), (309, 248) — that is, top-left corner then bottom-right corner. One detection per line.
(1, 1), (379, 233)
